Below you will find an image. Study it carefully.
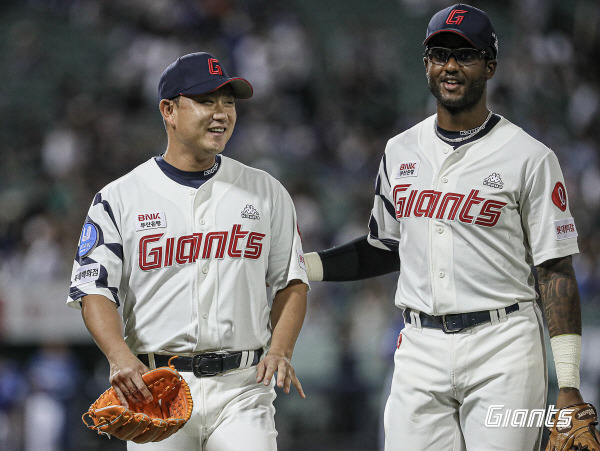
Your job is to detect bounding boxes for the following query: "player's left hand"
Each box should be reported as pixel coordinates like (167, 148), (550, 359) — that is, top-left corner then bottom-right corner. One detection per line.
(256, 352), (305, 398)
(559, 388), (600, 442)
(545, 402), (600, 451)
(556, 387), (585, 409)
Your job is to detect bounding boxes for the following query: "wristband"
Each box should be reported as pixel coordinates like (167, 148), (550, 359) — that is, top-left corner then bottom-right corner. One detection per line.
(304, 252), (323, 282)
(550, 334), (581, 389)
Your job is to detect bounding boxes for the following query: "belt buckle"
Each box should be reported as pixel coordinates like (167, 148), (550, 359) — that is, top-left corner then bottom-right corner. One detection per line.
(441, 315), (463, 334)
(192, 353), (222, 377)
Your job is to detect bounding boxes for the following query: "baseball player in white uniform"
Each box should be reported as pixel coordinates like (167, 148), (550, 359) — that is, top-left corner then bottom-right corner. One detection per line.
(67, 52), (309, 451)
(304, 4), (590, 450)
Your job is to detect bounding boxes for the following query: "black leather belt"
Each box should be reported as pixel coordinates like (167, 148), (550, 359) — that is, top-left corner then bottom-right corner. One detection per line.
(138, 349), (263, 377)
(404, 303), (519, 334)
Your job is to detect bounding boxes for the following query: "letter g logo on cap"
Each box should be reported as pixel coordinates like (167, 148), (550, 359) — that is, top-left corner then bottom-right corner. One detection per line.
(446, 9), (468, 25)
(208, 58), (223, 75)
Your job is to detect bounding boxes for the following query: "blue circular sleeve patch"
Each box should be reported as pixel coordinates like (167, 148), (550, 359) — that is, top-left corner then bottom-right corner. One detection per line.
(78, 223), (99, 257)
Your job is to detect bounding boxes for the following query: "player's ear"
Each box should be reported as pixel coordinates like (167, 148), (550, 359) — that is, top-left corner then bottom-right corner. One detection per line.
(159, 99), (176, 127)
(485, 59), (497, 79)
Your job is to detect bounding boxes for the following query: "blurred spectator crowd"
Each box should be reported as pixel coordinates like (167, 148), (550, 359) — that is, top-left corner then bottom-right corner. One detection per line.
(0, 0), (599, 449)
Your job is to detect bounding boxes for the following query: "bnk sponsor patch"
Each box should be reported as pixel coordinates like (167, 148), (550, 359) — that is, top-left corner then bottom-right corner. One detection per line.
(554, 218), (577, 241)
(135, 212), (167, 231)
(395, 161), (420, 178)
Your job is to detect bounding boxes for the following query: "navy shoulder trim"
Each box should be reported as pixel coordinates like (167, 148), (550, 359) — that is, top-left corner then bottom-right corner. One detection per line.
(93, 193), (119, 235)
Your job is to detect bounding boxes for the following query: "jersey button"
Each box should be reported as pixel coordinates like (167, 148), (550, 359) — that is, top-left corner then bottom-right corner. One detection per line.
(188, 189), (195, 195)
(441, 176), (448, 183)
(202, 313), (208, 319)
(437, 226), (444, 234)
(202, 267), (208, 274)
(439, 272), (445, 278)
(443, 148), (450, 154)
(199, 219), (206, 225)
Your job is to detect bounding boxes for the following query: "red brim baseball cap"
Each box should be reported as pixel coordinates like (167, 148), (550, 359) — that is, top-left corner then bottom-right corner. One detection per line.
(158, 52), (253, 102)
(424, 3), (498, 58)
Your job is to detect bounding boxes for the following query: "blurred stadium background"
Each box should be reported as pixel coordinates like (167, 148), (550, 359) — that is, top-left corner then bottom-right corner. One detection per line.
(0, 0), (598, 450)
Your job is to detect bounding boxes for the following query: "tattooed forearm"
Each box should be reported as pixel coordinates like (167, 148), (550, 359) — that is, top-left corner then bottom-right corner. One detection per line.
(536, 256), (582, 338)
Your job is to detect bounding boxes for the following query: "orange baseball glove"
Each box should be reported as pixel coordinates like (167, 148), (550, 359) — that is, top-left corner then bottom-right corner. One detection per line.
(546, 403), (600, 451)
(82, 362), (193, 444)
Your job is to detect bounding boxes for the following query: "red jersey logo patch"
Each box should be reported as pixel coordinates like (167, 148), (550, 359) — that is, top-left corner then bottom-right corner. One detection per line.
(552, 182), (567, 211)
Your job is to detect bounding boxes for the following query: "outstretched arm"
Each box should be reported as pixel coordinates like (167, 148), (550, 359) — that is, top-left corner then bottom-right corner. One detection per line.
(536, 255), (583, 408)
(304, 235), (400, 281)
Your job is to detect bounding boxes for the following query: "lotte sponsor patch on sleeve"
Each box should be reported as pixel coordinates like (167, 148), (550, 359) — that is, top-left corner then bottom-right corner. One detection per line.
(554, 218), (577, 241)
(71, 263), (101, 287)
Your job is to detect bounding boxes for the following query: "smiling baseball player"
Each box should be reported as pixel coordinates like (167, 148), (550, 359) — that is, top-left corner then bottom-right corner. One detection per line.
(68, 52), (309, 450)
(303, 4), (599, 450)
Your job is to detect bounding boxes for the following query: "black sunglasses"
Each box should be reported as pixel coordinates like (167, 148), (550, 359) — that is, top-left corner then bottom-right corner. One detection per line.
(425, 47), (489, 66)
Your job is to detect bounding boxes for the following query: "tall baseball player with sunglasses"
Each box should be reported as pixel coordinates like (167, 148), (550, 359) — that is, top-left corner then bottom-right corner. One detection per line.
(305, 4), (600, 450)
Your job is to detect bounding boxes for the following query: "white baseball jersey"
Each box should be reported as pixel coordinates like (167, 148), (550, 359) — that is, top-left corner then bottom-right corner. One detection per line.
(369, 114), (579, 315)
(67, 156), (308, 354)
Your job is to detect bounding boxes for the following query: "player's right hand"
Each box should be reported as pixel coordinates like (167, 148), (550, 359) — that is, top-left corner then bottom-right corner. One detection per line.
(256, 352), (306, 398)
(108, 351), (153, 406)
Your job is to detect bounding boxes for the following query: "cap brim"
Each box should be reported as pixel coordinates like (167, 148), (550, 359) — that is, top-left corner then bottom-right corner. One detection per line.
(423, 29), (478, 49)
(180, 77), (253, 99)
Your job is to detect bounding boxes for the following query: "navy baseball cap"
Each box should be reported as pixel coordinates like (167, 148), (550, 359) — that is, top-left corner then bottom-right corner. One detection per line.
(424, 4), (498, 58)
(158, 52), (253, 101)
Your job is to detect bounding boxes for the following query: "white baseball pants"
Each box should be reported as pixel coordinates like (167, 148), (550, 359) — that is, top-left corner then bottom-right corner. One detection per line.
(127, 366), (277, 451)
(384, 301), (547, 451)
